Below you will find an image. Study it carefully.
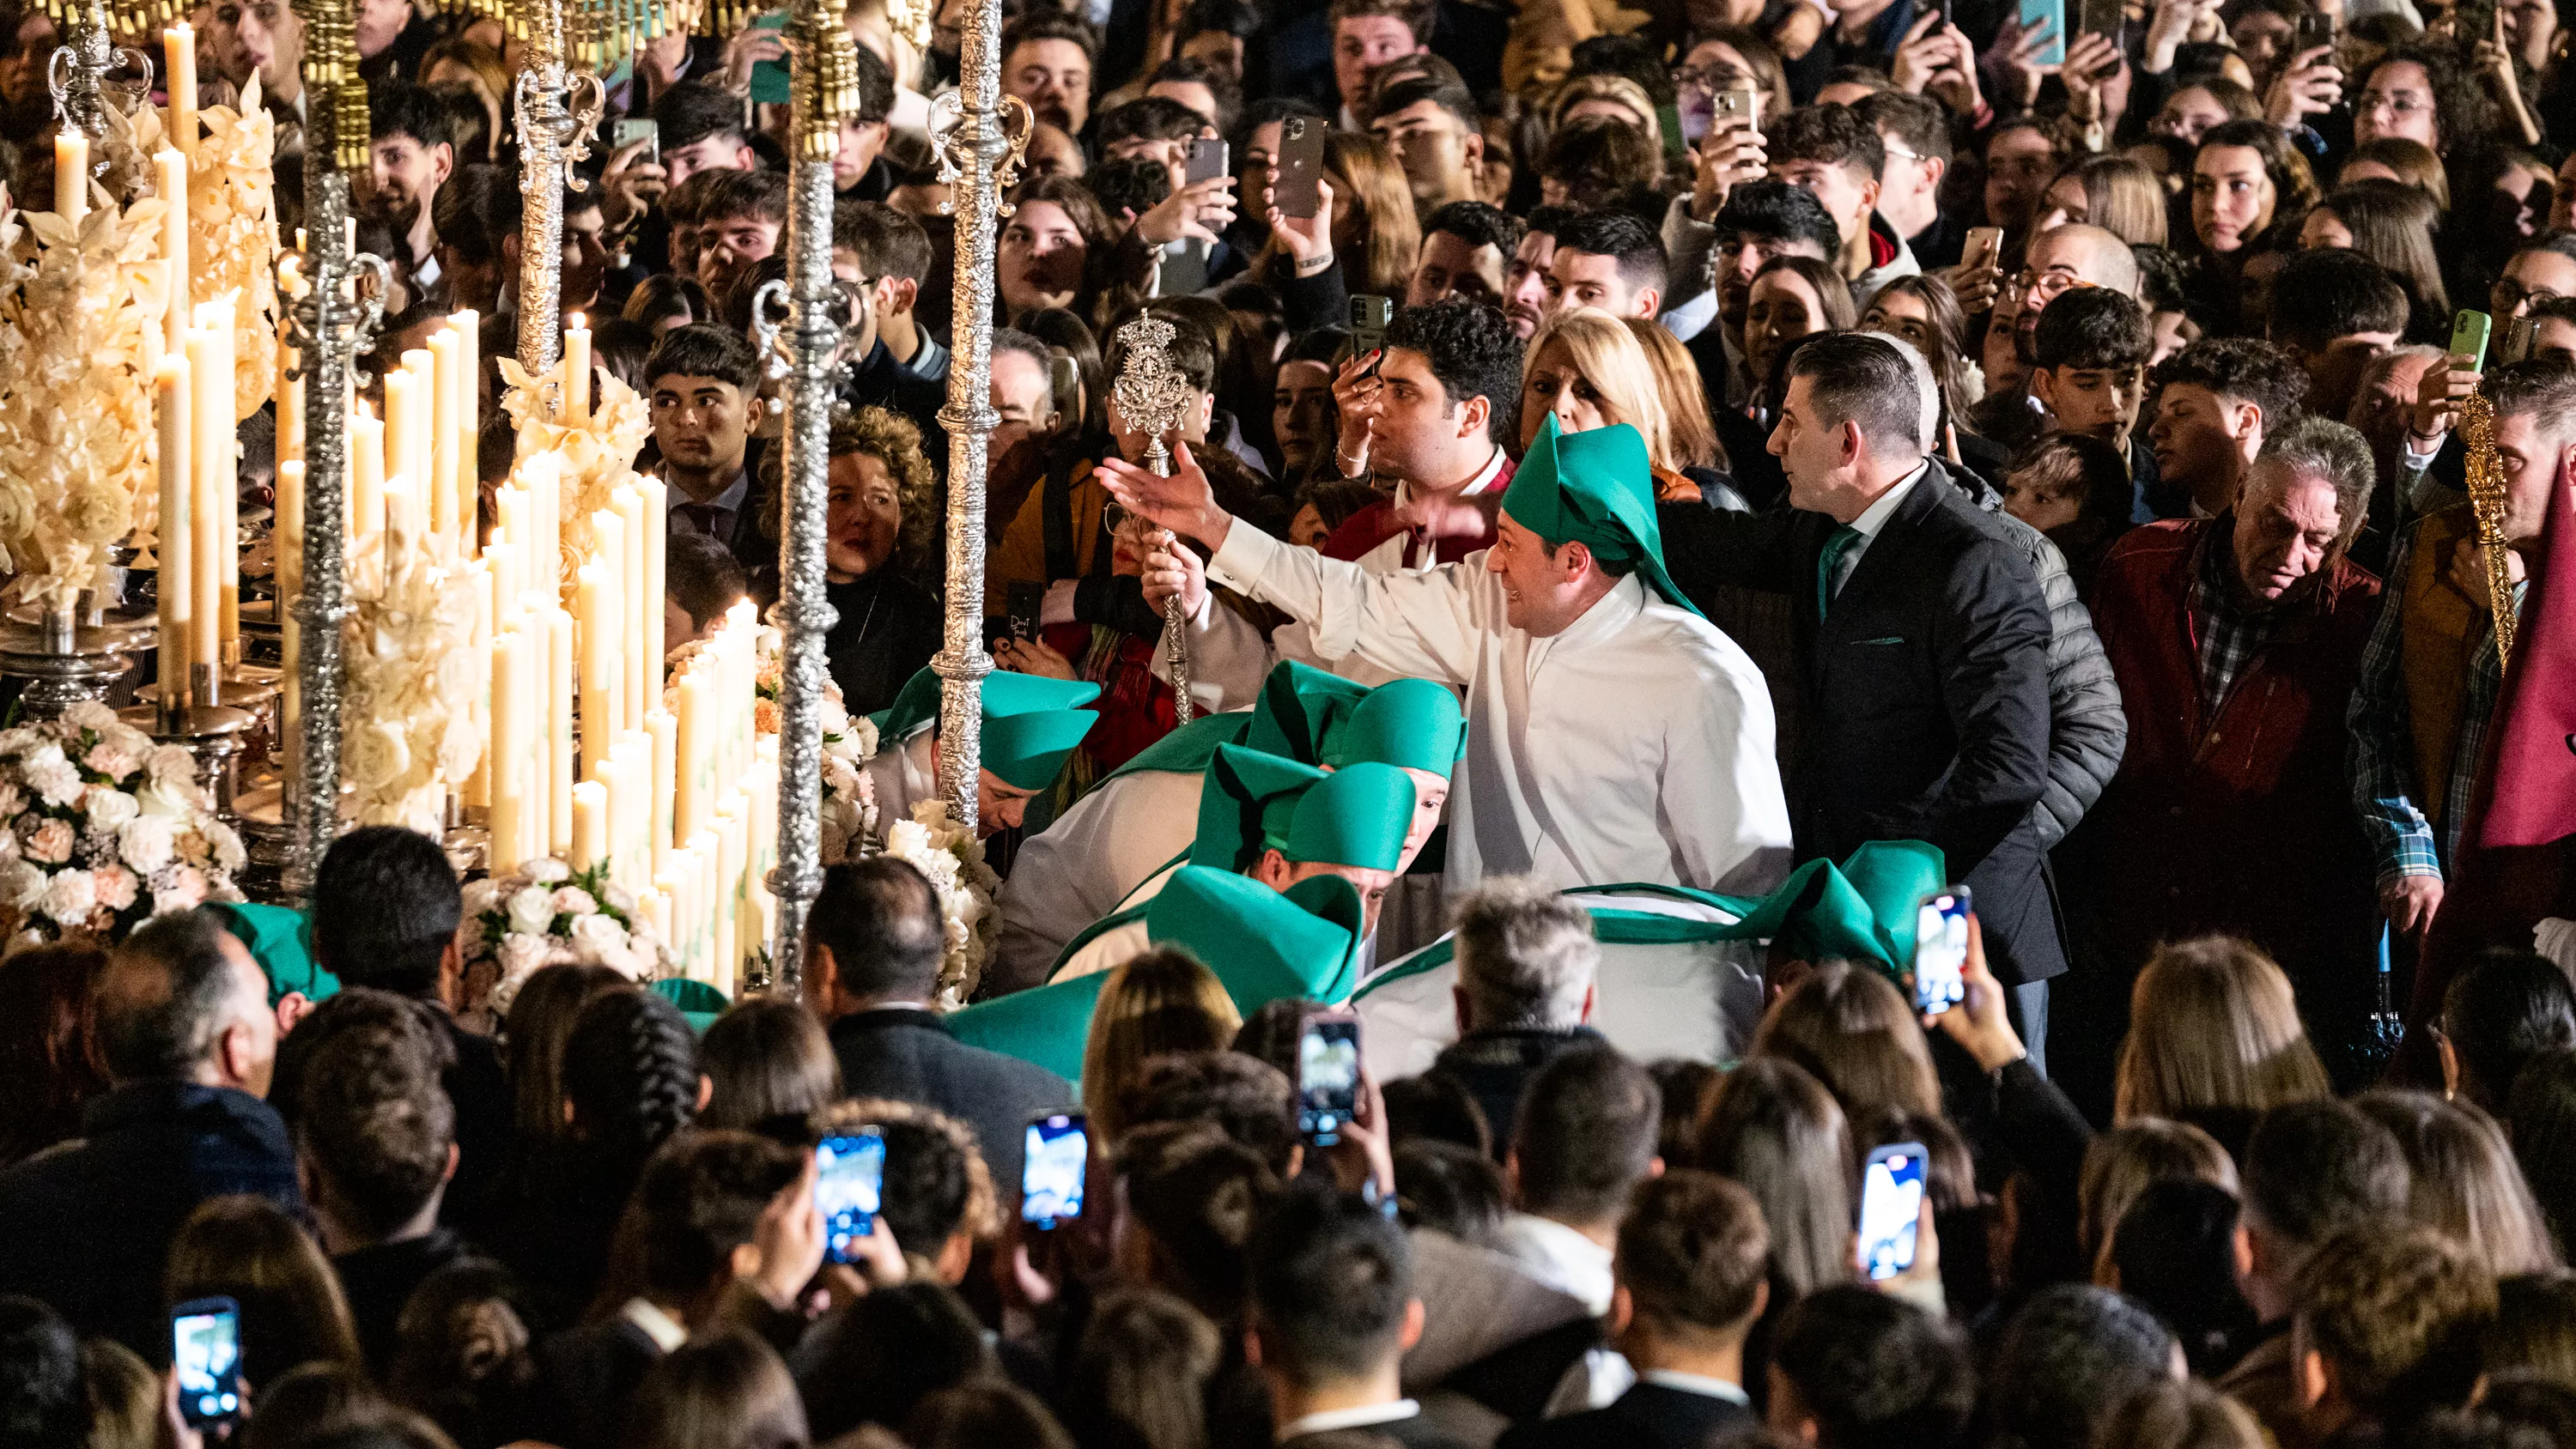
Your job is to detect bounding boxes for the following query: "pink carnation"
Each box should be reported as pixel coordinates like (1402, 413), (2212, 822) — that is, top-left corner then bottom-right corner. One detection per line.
(91, 865), (138, 912)
(23, 819), (73, 864)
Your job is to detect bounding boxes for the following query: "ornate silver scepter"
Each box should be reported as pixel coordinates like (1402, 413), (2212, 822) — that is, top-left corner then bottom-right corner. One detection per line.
(1111, 313), (1194, 724)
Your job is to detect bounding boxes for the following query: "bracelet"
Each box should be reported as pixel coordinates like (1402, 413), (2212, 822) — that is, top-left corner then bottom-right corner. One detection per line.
(1293, 252), (1334, 277)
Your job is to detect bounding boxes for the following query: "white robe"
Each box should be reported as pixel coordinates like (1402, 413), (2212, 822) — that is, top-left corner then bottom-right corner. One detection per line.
(1205, 524), (1795, 899)
(992, 768), (1204, 993)
(860, 730), (940, 831)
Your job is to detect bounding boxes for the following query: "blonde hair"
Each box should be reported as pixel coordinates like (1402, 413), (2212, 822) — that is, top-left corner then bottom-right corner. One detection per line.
(2354, 1089), (2562, 1278)
(1549, 74), (1662, 154)
(2113, 937), (2331, 1125)
(1081, 949), (1242, 1145)
(2078, 1118), (2239, 1278)
(1622, 318), (1724, 471)
(163, 1197), (364, 1386)
(1522, 308), (1682, 471)
(2064, 155), (2170, 246)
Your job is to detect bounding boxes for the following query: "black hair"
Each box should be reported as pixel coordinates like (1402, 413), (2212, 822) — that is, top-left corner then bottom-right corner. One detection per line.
(699, 167), (790, 226)
(428, 83), (489, 165)
(653, 79), (751, 156)
(1989, 1285), (2178, 1449)
(368, 81), (455, 152)
(665, 530), (750, 631)
(646, 323), (762, 395)
(294, 1002), (458, 1239)
(432, 164), (519, 270)
(631, 1131), (807, 1300)
(1391, 1138), (1506, 1241)
(1551, 209), (1668, 301)
(811, 858), (945, 1001)
(1382, 298), (1524, 446)
(1088, 154), (1174, 221)
(1511, 1044), (1660, 1223)
(1536, 118), (1661, 209)
(1247, 1183), (1414, 1386)
(850, 40), (892, 126)
(1772, 1287), (1976, 1449)
(98, 908), (248, 1082)
(1770, 103), (1886, 183)
(1371, 73), (1479, 134)
(2107, 1179), (2258, 1374)
(1184, 0), (1261, 42)
(2132, 242), (2192, 314)
(1567, 33), (1674, 106)
(1789, 332), (1930, 453)
(312, 825), (462, 997)
(1522, 203), (1578, 243)
(1853, 89), (1952, 167)
(798, 1283), (997, 1441)
(1118, 1050), (1298, 1177)
(1096, 95), (1209, 149)
(1421, 198), (1524, 257)
(0, 1296), (84, 1449)
(560, 988), (700, 1167)
(2033, 287), (2153, 373)
(1711, 179), (1843, 259)
(999, 11), (1101, 68)
(2268, 249), (2411, 353)
(2148, 336), (2308, 427)
(2241, 1098), (2410, 1247)
(1148, 56), (1242, 134)
(2443, 949), (2576, 1113)
(1382, 1070), (1492, 1156)
(877, 1115), (973, 1258)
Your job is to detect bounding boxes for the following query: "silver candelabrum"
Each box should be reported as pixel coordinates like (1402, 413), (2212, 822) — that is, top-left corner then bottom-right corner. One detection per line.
(1112, 313), (1194, 724)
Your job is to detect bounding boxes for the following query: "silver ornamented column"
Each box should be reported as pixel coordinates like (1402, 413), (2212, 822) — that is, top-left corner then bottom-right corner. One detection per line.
(510, 25), (603, 386)
(1110, 314), (1194, 724)
(927, 20), (1033, 831)
(43, 0), (114, 139)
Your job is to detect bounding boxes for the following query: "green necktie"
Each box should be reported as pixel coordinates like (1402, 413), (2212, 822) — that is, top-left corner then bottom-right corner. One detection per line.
(1817, 524), (1862, 619)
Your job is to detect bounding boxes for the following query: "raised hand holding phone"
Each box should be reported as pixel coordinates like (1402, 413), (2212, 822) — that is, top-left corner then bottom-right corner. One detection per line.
(1927, 914), (2026, 1071)
(1857, 1143), (1928, 1281)
(170, 1299), (243, 1438)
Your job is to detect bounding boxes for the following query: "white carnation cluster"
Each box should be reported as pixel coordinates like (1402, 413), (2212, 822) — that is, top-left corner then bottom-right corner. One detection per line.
(880, 797), (1000, 1011)
(463, 855), (672, 1020)
(0, 702), (246, 944)
(343, 494), (484, 833)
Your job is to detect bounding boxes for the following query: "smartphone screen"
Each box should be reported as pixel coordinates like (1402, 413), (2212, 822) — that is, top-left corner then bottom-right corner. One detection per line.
(1185, 137), (1230, 185)
(172, 1298), (243, 1430)
(1274, 118), (1325, 219)
(1913, 886), (1971, 1016)
(1006, 580), (1045, 644)
(2294, 10), (2334, 50)
(2500, 315), (2536, 365)
(816, 1131), (885, 1264)
(2020, 0), (2065, 64)
(1022, 1113), (1089, 1229)
(1859, 1143), (1929, 1281)
(1297, 1016), (1362, 1145)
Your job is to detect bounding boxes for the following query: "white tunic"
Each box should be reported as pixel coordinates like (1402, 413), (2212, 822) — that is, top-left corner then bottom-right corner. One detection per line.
(991, 768), (1205, 995)
(1206, 524), (1795, 899)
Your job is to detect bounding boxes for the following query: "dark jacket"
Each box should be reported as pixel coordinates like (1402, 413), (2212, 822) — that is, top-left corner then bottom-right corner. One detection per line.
(2059, 518), (2381, 991)
(335, 1229), (471, 1378)
(532, 1317), (664, 1449)
(1276, 1413), (1479, 1449)
(0, 1082), (302, 1355)
(825, 571), (945, 718)
(1496, 1382), (1755, 1449)
(827, 1008), (1073, 1189)
(1659, 461), (2068, 985)
(1429, 1026), (1606, 1161)
(435, 1015), (514, 1233)
(1990, 510), (2129, 850)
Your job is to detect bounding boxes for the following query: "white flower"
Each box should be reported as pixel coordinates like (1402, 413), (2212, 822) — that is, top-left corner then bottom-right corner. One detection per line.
(506, 884), (557, 937)
(91, 864), (137, 912)
(526, 858), (572, 886)
(0, 728), (45, 757)
(24, 758), (82, 809)
(497, 930), (553, 977)
(145, 743), (197, 791)
(0, 858), (44, 910)
(84, 789), (137, 834)
(346, 719), (410, 792)
(601, 882), (636, 915)
(135, 778), (194, 819)
(568, 912), (630, 967)
(23, 818), (73, 864)
(61, 702), (118, 734)
(550, 886), (598, 918)
(22, 743), (67, 773)
(118, 814), (176, 875)
(201, 818), (246, 874)
(39, 868), (94, 925)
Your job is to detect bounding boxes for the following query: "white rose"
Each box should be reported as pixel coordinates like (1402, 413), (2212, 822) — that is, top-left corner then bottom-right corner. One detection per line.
(25, 759), (82, 809)
(39, 868), (94, 925)
(118, 815), (175, 875)
(506, 884), (556, 937)
(84, 789), (137, 834)
(0, 858), (45, 909)
(100, 724), (155, 763)
(346, 719), (410, 791)
(550, 886), (598, 917)
(526, 858), (572, 886)
(61, 701), (118, 733)
(136, 777), (195, 820)
(23, 743), (67, 772)
(145, 744), (197, 791)
(601, 882), (636, 915)
(497, 931), (554, 978)
(568, 911), (630, 967)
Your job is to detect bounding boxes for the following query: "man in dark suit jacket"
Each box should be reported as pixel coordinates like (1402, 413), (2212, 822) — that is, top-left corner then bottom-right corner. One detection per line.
(1498, 1172), (1768, 1449)
(1253, 1185), (1476, 1449)
(0, 911), (301, 1357)
(809, 858), (1072, 1191)
(1659, 332), (2066, 1060)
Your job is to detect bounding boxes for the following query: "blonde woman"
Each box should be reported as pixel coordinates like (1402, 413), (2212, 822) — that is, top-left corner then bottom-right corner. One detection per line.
(1080, 948), (1242, 1144)
(1520, 308), (1735, 504)
(2112, 937), (2331, 1150)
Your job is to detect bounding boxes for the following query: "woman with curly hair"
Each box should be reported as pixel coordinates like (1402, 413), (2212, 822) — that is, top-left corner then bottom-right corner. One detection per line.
(756, 407), (943, 715)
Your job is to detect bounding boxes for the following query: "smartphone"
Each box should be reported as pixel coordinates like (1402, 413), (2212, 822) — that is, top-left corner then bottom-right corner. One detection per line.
(611, 117), (659, 164)
(1711, 82), (1761, 131)
(1963, 226), (2004, 273)
(1274, 116), (1325, 219)
(2020, 0), (2065, 64)
(816, 1130), (885, 1265)
(1005, 580), (1044, 644)
(748, 9), (793, 106)
(1350, 294), (1393, 359)
(2452, 309), (2494, 371)
(1022, 1113), (1088, 1230)
(172, 1298), (244, 1432)
(2456, 0), (2496, 41)
(1858, 1143), (1929, 1282)
(2078, 0), (2123, 45)
(2500, 315), (2537, 365)
(1185, 136), (1230, 185)
(2294, 9), (2335, 52)
(1047, 352), (1080, 428)
(1913, 885), (1972, 1016)
(1297, 1010), (1363, 1146)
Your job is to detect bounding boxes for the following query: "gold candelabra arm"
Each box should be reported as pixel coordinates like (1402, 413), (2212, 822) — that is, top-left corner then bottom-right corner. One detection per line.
(2460, 388), (2522, 670)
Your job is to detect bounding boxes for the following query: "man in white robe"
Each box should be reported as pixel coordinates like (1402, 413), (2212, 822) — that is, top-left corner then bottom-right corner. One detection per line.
(1101, 416), (1795, 900)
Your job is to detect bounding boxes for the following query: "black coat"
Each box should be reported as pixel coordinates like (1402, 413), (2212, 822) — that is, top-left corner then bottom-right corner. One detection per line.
(1659, 462), (2068, 985)
(1496, 1383), (1756, 1449)
(825, 572), (944, 718)
(826, 1009), (1073, 1191)
(531, 1317), (664, 1449)
(0, 1082), (303, 1356)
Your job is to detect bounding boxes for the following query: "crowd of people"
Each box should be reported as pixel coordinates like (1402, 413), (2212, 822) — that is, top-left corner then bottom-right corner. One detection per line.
(3, 0), (2576, 1444)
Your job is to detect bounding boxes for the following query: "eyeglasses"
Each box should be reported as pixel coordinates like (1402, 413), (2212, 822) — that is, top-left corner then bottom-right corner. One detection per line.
(2494, 279), (2566, 312)
(1881, 142), (1930, 165)
(2014, 269), (2096, 303)
(2358, 89), (2433, 117)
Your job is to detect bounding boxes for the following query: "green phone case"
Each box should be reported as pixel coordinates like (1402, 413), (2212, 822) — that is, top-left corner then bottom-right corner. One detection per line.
(2451, 311), (2494, 372)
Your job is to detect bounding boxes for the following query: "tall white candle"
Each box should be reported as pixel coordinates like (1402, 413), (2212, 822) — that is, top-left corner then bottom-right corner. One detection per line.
(489, 630), (525, 874)
(547, 608), (574, 856)
(647, 708), (676, 876)
(429, 329), (460, 545)
(185, 327), (222, 679)
(563, 314), (591, 422)
(164, 27), (197, 157)
(453, 310), (480, 555)
(571, 779), (607, 872)
(675, 670), (710, 845)
(156, 150), (188, 354)
(350, 409), (384, 544)
(155, 355), (191, 710)
(53, 132), (86, 222)
(614, 487), (648, 727)
(592, 508), (627, 738)
(640, 479), (668, 679)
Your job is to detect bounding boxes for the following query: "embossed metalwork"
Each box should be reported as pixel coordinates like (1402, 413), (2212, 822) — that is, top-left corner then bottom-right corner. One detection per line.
(1111, 313), (1195, 723)
(2461, 389), (2519, 669)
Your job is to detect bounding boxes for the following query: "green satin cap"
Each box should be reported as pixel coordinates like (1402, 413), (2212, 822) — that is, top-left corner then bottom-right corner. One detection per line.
(1710, 839), (1947, 974)
(868, 667), (1103, 791)
(1498, 415), (1700, 616)
(1147, 865), (1368, 1009)
(1285, 762), (1417, 873)
(1242, 661), (1371, 763)
(1321, 677), (1466, 775)
(1191, 743), (1329, 870)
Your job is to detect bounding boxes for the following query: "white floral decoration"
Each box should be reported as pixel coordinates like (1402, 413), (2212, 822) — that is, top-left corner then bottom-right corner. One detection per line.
(0, 704), (244, 944)
(464, 857), (671, 1022)
(880, 798), (1002, 1011)
(343, 487), (482, 832)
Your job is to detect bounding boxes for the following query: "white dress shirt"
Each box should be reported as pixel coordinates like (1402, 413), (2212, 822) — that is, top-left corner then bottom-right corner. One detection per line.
(1828, 460), (1928, 600)
(1276, 1400), (1421, 1441)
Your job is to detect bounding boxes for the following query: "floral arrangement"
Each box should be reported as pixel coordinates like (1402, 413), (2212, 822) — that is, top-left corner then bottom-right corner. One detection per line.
(666, 624), (880, 864)
(188, 72), (281, 424)
(0, 703), (246, 944)
(464, 857), (671, 1021)
(882, 798), (1001, 1010)
(343, 495), (483, 831)
(495, 362), (652, 604)
(0, 177), (166, 611)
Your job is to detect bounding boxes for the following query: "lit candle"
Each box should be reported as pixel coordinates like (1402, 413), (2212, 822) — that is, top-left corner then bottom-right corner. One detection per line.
(156, 150), (188, 355)
(400, 349), (435, 498)
(647, 708), (676, 876)
(429, 328), (460, 545)
(562, 313), (591, 423)
(547, 608), (574, 856)
(53, 131), (86, 222)
(155, 355), (191, 710)
(349, 409), (384, 544)
(570, 779), (607, 873)
(185, 326), (222, 682)
(675, 669), (710, 844)
(163, 26), (196, 157)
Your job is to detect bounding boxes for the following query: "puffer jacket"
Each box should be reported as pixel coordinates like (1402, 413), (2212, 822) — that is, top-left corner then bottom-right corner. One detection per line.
(1948, 468), (2129, 849)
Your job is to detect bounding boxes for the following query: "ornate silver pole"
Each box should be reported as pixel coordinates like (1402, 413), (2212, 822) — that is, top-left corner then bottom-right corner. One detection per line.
(278, 0), (385, 903)
(1111, 315), (1194, 725)
(509, 1), (602, 386)
(45, 0), (112, 138)
(927, 12), (1031, 831)
(763, 5), (852, 993)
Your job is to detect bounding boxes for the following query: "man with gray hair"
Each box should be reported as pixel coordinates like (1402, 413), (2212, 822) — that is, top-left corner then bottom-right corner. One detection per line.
(2064, 415), (2384, 1066)
(1658, 330), (2065, 1063)
(1430, 880), (1604, 1156)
